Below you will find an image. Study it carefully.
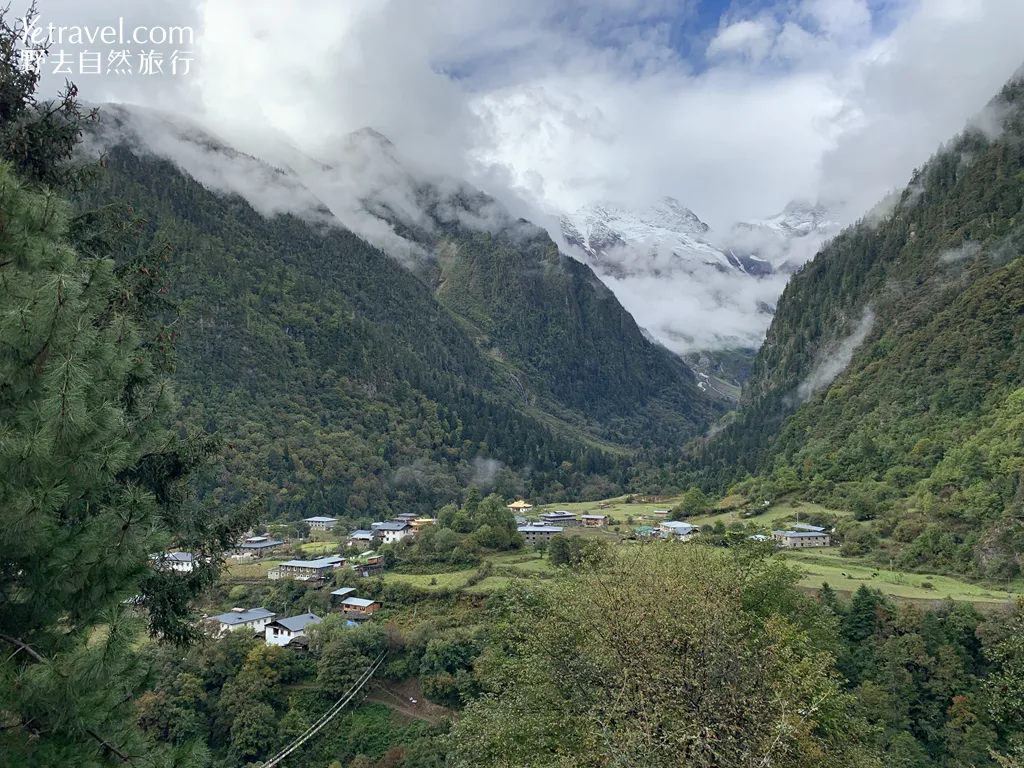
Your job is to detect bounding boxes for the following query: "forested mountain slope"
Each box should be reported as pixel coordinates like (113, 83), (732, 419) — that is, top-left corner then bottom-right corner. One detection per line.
(699, 73), (1024, 577)
(76, 113), (713, 520)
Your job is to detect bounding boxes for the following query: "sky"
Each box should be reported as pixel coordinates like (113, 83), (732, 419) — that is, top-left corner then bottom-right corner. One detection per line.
(22, 0), (1024, 353)
(28, 0), (1024, 231)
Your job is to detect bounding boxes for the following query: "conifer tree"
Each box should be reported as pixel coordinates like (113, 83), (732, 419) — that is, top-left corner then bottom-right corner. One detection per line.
(0, 5), (257, 764)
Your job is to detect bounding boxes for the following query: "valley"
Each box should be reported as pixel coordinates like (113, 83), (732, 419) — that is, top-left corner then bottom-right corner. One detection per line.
(4, 3), (1024, 767)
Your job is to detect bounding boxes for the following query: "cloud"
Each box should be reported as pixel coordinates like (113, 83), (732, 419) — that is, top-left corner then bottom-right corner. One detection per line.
(470, 458), (504, 490)
(938, 240), (982, 263)
(25, 0), (1024, 356)
(707, 20), (775, 62)
(796, 308), (875, 401)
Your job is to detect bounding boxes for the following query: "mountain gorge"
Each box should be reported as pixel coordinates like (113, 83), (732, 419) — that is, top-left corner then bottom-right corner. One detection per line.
(696, 73), (1024, 579)
(77, 105), (717, 521)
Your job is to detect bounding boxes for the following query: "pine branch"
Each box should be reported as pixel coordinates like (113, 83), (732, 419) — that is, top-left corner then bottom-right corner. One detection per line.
(0, 633), (140, 764)
(0, 631), (46, 663)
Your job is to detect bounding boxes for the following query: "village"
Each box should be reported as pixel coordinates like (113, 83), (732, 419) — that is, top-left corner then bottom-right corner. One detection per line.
(146, 497), (840, 651)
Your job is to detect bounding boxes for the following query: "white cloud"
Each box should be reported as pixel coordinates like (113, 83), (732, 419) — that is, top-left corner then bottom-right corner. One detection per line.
(25, 0), (1024, 354)
(707, 19), (776, 62)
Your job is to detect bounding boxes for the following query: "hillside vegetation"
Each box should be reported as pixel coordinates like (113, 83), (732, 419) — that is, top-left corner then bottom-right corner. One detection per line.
(76, 133), (714, 522)
(693, 74), (1024, 580)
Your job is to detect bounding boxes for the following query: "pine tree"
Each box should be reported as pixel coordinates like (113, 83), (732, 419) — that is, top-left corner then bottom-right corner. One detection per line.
(0, 5), (257, 764)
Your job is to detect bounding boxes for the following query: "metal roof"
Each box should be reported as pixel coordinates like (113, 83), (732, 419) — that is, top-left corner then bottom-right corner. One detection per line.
(304, 516), (338, 523)
(518, 525), (563, 533)
(792, 523), (826, 532)
(342, 597), (378, 608)
(331, 587), (357, 597)
(272, 613), (322, 632)
(350, 530), (375, 538)
(580, 514), (606, 519)
(773, 530), (830, 538)
(279, 556), (345, 569)
(211, 607), (275, 625)
(375, 522), (410, 531)
(238, 539), (284, 549)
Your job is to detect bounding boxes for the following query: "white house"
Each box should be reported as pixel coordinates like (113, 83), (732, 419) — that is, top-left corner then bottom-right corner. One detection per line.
(265, 613), (322, 647)
(304, 516), (338, 531)
(660, 521), (698, 541)
(151, 551), (198, 573)
(375, 522), (413, 545)
(207, 607), (275, 636)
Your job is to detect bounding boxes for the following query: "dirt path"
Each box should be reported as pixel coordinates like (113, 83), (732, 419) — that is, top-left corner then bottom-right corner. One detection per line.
(365, 679), (454, 725)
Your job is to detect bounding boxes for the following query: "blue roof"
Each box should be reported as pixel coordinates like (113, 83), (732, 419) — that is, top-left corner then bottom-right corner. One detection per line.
(519, 525), (563, 533)
(331, 587), (357, 597)
(303, 516), (337, 523)
(211, 607), (275, 625)
(273, 613), (322, 632)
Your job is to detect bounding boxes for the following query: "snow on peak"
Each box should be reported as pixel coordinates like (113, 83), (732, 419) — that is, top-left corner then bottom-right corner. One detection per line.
(559, 197), (736, 274)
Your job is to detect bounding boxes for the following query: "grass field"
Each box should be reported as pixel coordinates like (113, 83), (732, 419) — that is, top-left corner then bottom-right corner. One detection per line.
(224, 559), (283, 579)
(298, 541), (339, 556)
(783, 549), (1020, 605)
(691, 499), (850, 530)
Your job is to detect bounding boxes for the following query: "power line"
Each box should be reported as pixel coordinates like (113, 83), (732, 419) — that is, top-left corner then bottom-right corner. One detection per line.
(260, 650), (388, 768)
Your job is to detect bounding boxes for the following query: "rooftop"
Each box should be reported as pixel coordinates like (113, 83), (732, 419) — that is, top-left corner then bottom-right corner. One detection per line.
(151, 551), (194, 563)
(238, 539), (284, 549)
(375, 522), (410, 531)
(661, 521), (694, 530)
(342, 597), (378, 608)
(518, 525), (563, 533)
(331, 587), (357, 597)
(273, 613), (322, 632)
(303, 516), (338, 523)
(580, 514), (606, 519)
(350, 530), (375, 538)
(792, 523), (827, 532)
(507, 500), (533, 509)
(279, 556), (345, 569)
(773, 530), (830, 538)
(210, 607), (275, 625)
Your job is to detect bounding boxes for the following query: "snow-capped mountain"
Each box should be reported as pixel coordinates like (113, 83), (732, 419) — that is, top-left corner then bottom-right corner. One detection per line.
(560, 197), (760, 278)
(725, 200), (842, 272)
(555, 196), (840, 358)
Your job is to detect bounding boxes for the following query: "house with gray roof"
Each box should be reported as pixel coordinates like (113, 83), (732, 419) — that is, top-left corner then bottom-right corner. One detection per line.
(539, 511), (578, 527)
(772, 530), (831, 548)
(304, 516), (338, 531)
(659, 521), (698, 541)
(268, 556), (346, 582)
(375, 521), (413, 544)
(206, 607), (276, 636)
(341, 596), (382, 618)
(230, 536), (285, 559)
(265, 613), (322, 646)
